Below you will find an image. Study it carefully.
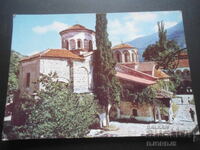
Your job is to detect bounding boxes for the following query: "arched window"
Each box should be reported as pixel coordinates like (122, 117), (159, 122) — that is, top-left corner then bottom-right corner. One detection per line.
(132, 53), (135, 62)
(84, 39), (89, 50)
(183, 69), (190, 78)
(66, 40), (69, 49)
(175, 70), (182, 75)
(116, 52), (121, 63)
(89, 40), (93, 50)
(70, 39), (76, 50)
(124, 51), (130, 62)
(133, 50), (138, 62)
(77, 39), (82, 49)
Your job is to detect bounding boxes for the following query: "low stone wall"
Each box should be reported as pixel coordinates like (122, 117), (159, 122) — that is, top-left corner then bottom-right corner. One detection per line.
(120, 101), (154, 122)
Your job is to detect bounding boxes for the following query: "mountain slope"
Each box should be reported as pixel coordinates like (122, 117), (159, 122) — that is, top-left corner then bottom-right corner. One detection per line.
(127, 21), (186, 61)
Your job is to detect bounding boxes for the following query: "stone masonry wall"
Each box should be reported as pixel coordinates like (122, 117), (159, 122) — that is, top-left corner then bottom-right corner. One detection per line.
(19, 58), (40, 96)
(73, 54), (93, 93)
(39, 58), (70, 89)
(120, 101), (154, 121)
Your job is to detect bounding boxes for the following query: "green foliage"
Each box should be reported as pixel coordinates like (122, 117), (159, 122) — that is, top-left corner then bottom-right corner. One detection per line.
(143, 21), (181, 71)
(127, 80), (175, 104)
(166, 71), (182, 92)
(93, 13), (122, 107)
(12, 72), (98, 139)
(7, 51), (22, 102)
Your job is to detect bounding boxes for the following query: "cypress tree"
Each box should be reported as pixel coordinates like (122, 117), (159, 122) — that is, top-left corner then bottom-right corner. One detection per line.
(93, 13), (122, 126)
(158, 21), (167, 48)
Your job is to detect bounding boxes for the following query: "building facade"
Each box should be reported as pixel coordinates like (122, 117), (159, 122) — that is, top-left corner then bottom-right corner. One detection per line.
(19, 24), (172, 123)
(19, 24), (96, 95)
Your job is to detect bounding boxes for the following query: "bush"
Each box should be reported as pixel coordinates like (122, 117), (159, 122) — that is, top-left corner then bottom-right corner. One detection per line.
(10, 73), (98, 139)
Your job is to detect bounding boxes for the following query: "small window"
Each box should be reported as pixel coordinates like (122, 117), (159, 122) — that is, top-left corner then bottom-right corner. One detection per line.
(26, 73), (30, 88)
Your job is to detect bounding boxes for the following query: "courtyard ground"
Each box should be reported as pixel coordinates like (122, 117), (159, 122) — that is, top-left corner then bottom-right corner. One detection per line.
(87, 103), (199, 137)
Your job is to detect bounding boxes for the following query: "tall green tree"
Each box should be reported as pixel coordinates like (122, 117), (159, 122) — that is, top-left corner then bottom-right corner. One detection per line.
(94, 14), (122, 126)
(7, 51), (23, 103)
(143, 21), (182, 71)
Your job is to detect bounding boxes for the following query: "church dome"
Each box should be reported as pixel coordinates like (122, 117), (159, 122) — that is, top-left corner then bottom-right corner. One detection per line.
(112, 43), (134, 50)
(59, 24), (95, 35)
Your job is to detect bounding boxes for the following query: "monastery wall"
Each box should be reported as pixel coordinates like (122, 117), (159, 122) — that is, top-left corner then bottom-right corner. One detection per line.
(19, 58), (40, 95)
(120, 101), (154, 122)
(73, 54), (93, 93)
(40, 58), (70, 84)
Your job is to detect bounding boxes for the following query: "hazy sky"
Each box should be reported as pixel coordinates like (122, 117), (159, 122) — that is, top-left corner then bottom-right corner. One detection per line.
(12, 11), (183, 55)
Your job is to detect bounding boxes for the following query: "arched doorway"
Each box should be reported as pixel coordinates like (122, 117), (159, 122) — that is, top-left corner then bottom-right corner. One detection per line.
(132, 109), (138, 116)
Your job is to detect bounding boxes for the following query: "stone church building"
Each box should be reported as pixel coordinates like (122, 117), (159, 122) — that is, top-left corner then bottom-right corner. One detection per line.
(19, 25), (96, 94)
(19, 24), (172, 123)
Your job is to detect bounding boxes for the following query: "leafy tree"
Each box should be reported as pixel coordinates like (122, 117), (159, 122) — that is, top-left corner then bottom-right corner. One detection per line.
(7, 51), (22, 103)
(126, 80), (175, 103)
(125, 80), (175, 122)
(11, 72), (98, 139)
(143, 21), (182, 71)
(93, 14), (122, 126)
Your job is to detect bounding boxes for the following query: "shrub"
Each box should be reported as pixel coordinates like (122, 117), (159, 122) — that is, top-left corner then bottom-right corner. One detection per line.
(11, 73), (98, 139)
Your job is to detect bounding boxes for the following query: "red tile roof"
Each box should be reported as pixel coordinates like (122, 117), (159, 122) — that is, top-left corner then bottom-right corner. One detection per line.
(116, 72), (156, 85)
(122, 62), (156, 75)
(116, 64), (157, 81)
(20, 49), (84, 62)
(115, 64), (157, 85)
(175, 59), (189, 68)
(112, 43), (134, 50)
(59, 24), (95, 35)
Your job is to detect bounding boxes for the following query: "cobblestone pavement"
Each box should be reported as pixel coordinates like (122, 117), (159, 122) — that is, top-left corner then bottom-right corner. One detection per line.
(87, 104), (199, 137)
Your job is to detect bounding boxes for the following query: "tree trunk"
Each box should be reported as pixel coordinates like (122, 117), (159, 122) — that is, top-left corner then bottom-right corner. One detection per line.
(157, 107), (162, 122)
(168, 100), (173, 123)
(153, 106), (156, 122)
(116, 106), (121, 119)
(105, 103), (112, 127)
(152, 100), (156, 122)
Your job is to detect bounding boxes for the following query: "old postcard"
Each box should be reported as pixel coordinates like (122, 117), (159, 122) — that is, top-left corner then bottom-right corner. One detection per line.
(2, 11), (199, 140)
